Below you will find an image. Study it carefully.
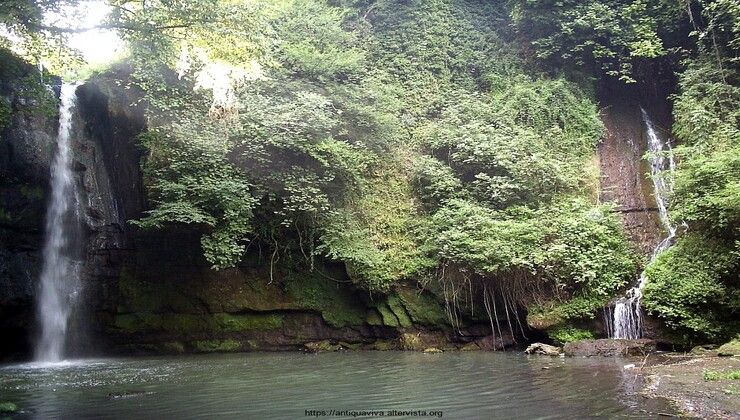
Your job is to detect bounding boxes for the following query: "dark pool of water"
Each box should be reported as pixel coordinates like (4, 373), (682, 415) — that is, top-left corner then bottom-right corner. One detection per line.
(0, 352), (677, 419)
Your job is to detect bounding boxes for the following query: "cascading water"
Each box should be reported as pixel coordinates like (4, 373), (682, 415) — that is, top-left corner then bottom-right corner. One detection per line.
(35, 83), (84, 362)
(608, 108), (677, 340)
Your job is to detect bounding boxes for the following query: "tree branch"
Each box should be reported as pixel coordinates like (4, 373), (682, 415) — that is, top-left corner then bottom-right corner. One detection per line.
(26, 21), (193, 34)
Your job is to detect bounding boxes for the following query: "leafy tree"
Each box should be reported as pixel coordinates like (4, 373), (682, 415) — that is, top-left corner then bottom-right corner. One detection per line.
(643, 234), (739, 340)
(509, 0), (681, 81)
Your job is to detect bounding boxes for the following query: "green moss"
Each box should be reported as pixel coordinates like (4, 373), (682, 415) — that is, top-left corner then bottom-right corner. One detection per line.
(214, 313), (284, 331)
(396, 287), (448, 326)
(376, 302), (399, 327)
(284, 272), (365, 327)
(371, 340), (397, 351)
(160, 314), (218, 333)
(116, 269), (201, 314)
(548, 325), (595, 344)
(366, 309), (383, 326)
(718, 339), (740, 357)
(115, 312), (287, 334)
(200, 273), (299, 313)
(160, 341), (186, 353)
(0, 402), (18, 414)
(387, 295), (413, 328)
(19, 184), (44, 200)
(117, 268), (162, 313)
(192, 339), (241, 352)
(113, 313), (218, 334)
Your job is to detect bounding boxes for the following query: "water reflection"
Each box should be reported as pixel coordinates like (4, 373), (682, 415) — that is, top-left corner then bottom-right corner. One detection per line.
(1, 352), (676, 419)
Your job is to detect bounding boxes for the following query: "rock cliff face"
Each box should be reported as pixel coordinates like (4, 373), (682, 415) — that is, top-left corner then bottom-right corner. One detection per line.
(0, 52), (58, 358)
(599, 100), (664, 256)
(0, 59), (143, 358)
(101, 227), (507, 354)
(597, 77), (674, 256)
(596, 73), (677, 343)
(0, 57), (503, 360)
(597, 64), (676, 256)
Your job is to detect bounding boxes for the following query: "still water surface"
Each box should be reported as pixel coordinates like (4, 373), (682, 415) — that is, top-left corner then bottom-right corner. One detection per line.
(1, 352), (676, 419)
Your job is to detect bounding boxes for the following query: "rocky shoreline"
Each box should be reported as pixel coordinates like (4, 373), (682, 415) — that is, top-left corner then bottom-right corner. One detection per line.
(640, 353), (740, 419)
(523, 338), (740, 419)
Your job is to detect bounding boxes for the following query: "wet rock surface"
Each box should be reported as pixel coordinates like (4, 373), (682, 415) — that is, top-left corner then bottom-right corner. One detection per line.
(0, 55), (58, 359)
(642, 354), (740, 419)
(0, 62), (145, 359)
(525, 343), (562, 356)
(598, 100), (663, 256)
(564, 339), (656, 357)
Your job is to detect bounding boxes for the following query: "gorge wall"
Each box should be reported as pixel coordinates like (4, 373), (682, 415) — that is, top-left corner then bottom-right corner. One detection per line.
(0, 53), (57, 358)
(596, 71), (678, 341)
(0, 61), (506, 361)
(0, 55), (681, 361)
(597, 74), (674, 256)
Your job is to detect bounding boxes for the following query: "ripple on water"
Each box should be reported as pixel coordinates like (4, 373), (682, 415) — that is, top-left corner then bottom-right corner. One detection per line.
(0, 352), (677, 419)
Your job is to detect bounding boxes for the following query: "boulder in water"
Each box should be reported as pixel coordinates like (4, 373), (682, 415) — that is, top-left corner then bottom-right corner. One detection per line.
(563, 339), (656, 357)
(524, 343), (562, 356)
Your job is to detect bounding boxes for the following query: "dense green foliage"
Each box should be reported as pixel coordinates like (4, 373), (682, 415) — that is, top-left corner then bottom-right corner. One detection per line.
(507, 0), (740, 342)
(2, 0), (738, 341)
(112, 0), (639, 325)
(548, 325), (596, 344)
(0, 0), (86, 72)
(509, 0), (680, 81)
(639, 0), (740, 340)
(643, 234), (738, 340)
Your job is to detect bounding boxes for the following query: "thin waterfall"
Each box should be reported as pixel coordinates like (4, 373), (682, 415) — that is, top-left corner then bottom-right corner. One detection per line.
(35, 83), (84, 362)
(609, 108), (677, 340)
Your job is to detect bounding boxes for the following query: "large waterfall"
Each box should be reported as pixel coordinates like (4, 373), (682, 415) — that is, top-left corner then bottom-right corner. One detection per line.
(608, 108), (677, 340)
(35, 83), (84, 362)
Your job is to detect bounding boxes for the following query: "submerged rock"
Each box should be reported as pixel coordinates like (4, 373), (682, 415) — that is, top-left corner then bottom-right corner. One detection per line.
(305, 340), (343, 352)
(460, 342), (480, 351)
(563, 339), (656, 357)
(524, 343), (562, 356)
(399, 331), (450, 351)
(0, 402), (18, 414)
(369, 339), (397, 351)
(107, 391), (155, 400)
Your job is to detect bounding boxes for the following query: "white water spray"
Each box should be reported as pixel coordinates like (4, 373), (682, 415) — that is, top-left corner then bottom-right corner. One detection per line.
(609, 108), (677, 340)
(35, 83), (84, 362)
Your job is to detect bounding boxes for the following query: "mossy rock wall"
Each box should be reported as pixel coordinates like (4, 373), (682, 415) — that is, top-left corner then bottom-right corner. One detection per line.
(101, 228), (498, 353)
